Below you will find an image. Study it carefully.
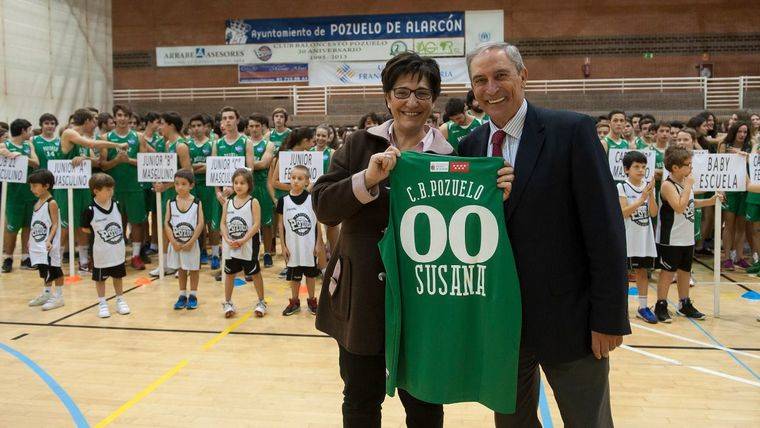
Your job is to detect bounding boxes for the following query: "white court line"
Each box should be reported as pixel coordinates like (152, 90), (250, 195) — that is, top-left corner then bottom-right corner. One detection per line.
(631, 322), (760, 360)
(621, 345), (760, 388)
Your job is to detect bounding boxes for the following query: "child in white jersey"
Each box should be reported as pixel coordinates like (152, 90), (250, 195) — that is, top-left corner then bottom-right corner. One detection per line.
(220, 168), (267, 318)
(617, 152), (658, 323)
(165, 170), (204, 310)
(27, 169), (64, 311)
(278, 165), (324, 316)
(81, 173), (130, 318)
(655, 146), (722, 323)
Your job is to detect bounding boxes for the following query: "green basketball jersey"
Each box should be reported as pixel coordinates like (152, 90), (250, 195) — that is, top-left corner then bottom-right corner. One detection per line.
(379, 151), (521, 414)
(215, 134), (247, 158)
(308, 146), (333, 174)
(106, 129), (140, 192)
(252, 139), (270, 189)
(634, 137), (649, 150)
(604, 135), (630, 151)
(187, 137), (213, 184)
(446, 118), (482, 152)
(269, 128), (291, 154)
(31, 135), (61, 169)
(4, 140), (36, 201)
(146, 132), (166, 153)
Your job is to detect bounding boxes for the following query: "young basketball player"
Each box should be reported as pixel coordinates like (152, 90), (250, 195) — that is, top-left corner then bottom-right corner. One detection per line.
(278, 165), (324, 316)
(247, 114), (276, 268)
(1, 119), (40, 272)
(81, 173), (130, 318)
(26, 169), (64, 310)
(220, 168), (267, 318)
(602, 110), (634, 153)
(618, 152), (658, 323)
(655, 146), (723, 322)
(185, 114), (219, 269)
(439, 98), (481, 152)
(165, 170), (204, 310)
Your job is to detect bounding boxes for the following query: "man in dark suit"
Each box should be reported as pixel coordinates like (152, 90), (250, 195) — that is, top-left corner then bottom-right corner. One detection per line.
(458, 42), (631, 427)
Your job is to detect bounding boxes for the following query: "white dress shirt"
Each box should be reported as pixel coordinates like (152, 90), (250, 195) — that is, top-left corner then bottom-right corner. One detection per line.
(487, 99), (528, 166)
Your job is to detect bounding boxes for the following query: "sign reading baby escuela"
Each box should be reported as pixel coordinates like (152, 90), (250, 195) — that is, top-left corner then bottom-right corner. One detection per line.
(692, 153), (746, 191)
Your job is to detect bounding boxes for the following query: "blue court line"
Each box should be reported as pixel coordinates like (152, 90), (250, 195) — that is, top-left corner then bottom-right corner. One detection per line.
(685, 318), (760, 381)
(644, 284), (760, 382)
(0, 342), (89, 427)
(538, 378), (554, 428)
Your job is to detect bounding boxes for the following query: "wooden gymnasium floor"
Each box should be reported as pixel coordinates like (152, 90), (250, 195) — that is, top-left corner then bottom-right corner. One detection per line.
(0, 248), (758, 427)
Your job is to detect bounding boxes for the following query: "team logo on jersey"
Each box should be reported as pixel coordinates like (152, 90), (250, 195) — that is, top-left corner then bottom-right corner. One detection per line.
(288, 213), (313, 236)
(430, 162), (449, 173)
(631, 206), (650, 227)
(450, 161), (470, 173)
(173, 222), (195, 243)
(97, 222), (123, 245)
(235, 145), (244, 153)
(684, 200), (695, 223)
(228, 217), (248, 239)
(31, 220), (48, 242)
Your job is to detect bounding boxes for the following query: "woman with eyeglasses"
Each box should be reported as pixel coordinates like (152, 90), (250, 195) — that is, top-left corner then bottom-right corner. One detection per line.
(310, 51), (449, 428)
(311, 52), (514, 427)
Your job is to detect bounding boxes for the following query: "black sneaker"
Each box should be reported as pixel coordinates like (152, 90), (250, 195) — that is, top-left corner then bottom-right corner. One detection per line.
(282, 298), (301, 316)
(1, 257), (12, 273)
(263, 253), (273, 268)
(278, 268), (288, 277)
(654, 300), (672, 323)
(676, 298), (706, 320)
(20, 258), (36, 270)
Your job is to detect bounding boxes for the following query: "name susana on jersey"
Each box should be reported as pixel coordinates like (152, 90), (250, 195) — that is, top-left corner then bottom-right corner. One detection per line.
(402, 177), (494, 298)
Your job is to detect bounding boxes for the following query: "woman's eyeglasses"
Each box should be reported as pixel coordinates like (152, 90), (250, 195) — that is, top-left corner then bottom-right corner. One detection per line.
(392, 87), (433, 101)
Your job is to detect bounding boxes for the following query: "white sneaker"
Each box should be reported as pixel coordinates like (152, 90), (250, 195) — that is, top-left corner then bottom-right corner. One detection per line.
(254, 299), (267, 317)
(222, 301), (236, 318)
(98, 302), (110, 318)
(116, 297), (130, 315)
(149, 266), (177, 278)
(29, 292), (51, 307)
(41, 295), (64, 311)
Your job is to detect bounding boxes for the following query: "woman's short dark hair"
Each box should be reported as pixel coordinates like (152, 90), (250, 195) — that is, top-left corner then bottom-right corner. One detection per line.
(381, 52), (441, 102)
(28, 168), (55, 189)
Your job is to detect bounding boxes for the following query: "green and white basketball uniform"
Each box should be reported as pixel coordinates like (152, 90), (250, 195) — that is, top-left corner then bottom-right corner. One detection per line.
(31, 135), (61, 170)
(106, 129), (146, 223)
(3, 140), (36, 232)
(379, 151), (521, 414)
(214, 135), (248, 227)
(634, 137), (649, 150)
(187, 137), (218, 230)
(252, 139), (273, 226)
(445, 118), (482, 153)
(604, 135), (630, 151)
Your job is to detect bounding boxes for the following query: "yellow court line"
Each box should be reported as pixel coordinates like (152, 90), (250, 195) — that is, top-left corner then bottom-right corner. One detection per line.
(95, 311), (254, 427)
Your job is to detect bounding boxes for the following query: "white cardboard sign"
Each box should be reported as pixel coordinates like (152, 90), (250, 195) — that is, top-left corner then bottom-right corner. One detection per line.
(205, 156), (246, 186)
(49, 160), (91, 189)
(138, 153), (177, 183)
(0, 156), (29, 183)
(608, 149), (655, 182)
(692, 153), (746, 191)
(278, 151), (324, 184)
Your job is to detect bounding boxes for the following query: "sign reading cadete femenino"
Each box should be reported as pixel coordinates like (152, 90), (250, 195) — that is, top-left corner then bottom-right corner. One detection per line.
(49, 160), (91, 189)
(205, 156), (246, 186)
(138, 153), (177, 183)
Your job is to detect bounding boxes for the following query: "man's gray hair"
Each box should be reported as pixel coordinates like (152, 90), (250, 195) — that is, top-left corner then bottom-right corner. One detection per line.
(465, 42), (525, 74)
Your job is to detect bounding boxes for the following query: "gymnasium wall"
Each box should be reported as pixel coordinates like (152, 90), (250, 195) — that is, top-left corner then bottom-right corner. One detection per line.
(112, 0), (759, 89)
(0, 0), (113, 124)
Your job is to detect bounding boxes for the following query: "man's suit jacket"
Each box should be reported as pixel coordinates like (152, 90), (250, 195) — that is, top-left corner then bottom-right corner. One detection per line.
(458, 102), (631, 364)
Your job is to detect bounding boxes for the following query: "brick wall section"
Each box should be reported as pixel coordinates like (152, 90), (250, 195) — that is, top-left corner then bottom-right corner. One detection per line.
(113, 1), (760, 88)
